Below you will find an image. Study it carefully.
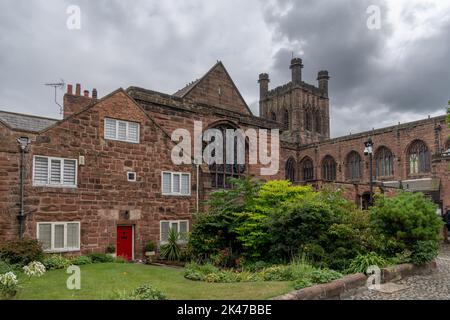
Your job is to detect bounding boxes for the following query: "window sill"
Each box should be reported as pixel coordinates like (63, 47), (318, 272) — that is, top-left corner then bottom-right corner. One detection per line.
(162, 193), (191, 197)
(44, 248), (80, 253)
(33, 184), (77, 189)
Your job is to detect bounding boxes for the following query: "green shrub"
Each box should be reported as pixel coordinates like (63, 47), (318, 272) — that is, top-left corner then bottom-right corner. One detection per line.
(259, 266), (292, 281)
(71, 255), (93, 265)
(370, 192), (442, 255)
(410, 240), (439, 265)
(0, 261), (13, 274)
(114, 256), (128, 264)
(348, 252), (388, 274)
(184, 262), (219, 281)
(293, 278), (314, 290)
(243, 261), (272, 272)
(160, 229), (181, 261)
(144, 241), (156, 252)
(309, 269), (343, 284)
(0, 239), (44, 266)
(87, 253), (114, 263)
(0, 271), (19, 299)
(105, 245), (115, 254)
(111, 284), (167, 300)
(42, 255), (71, 270)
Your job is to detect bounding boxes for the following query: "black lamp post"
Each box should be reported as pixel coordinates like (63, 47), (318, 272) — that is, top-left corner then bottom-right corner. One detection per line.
(17, 137), (29, 239)
(364, 139), (374, 206)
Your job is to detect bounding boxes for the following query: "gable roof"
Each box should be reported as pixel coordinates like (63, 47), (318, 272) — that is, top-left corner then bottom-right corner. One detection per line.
(0, 110), (58, 133)
(172, 61), (253, 116)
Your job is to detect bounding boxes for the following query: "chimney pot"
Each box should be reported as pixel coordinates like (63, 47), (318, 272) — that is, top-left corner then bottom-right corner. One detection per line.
(92, 88), (98, 99)
(75, 84), (81, 96)
(67, 84), (73, 95)
(83, 90), (89, 97)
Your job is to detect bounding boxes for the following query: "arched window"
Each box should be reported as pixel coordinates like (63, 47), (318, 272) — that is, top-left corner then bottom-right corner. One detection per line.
(375, 146), (394, 178)
(315, 112), (321, 134)
(205, 125), (246, 189)
(285, 157), (296, 182)
(283, 109), (289, 129)
(271, 112), (277, 121)
(305, 112), (312, 131)
(301, 157), (314, 181)
(346, 151), (362, 181)
(407, 140), (430, 175)
(322, 156), (337, 181)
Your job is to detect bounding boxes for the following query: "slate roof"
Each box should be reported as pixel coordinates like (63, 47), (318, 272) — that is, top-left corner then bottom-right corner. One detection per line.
(0, 110), (59, 132)
(173, 79), (200, 98)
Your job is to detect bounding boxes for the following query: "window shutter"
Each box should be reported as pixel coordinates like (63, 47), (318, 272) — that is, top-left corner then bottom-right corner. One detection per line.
(54, 224), (65, 249)
(128, 122), (139, 143)
(160, 222), (170, 242)
(173, 174), (180, 193)
(181, 174), (190, 195)
(63, 160), (76, 185)
(67, 223), (79, 249)
(179, 221), (188, 241)
(50, 159), (62, 184)
(118, 121), (127, 141)
(162, 173), (171, 194)
(38, 224), (52, 250)
(105, 118), (116, 139)
(34, 157), (48, 185)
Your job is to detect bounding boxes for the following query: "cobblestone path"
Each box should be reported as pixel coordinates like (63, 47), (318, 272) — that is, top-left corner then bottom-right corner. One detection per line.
(345, 245), (450, 300)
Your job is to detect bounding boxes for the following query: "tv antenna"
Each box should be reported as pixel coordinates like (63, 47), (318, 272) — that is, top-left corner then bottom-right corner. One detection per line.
(45, 79), (65, 115)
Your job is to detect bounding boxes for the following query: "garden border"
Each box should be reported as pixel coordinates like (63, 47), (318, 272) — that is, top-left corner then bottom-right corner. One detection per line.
(273, 261), (437, 300)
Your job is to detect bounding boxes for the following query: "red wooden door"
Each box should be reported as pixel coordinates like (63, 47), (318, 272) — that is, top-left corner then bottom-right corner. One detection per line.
(117, 226), (133, 261)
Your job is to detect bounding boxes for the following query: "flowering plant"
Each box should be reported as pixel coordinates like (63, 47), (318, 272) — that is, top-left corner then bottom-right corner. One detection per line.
(23, 261), (46, 278)
(0, 271), (19, 299)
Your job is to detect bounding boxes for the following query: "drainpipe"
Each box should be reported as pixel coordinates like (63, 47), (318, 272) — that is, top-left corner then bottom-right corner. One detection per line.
(17, 137), (29, 239)
(196, 164), (200, 213)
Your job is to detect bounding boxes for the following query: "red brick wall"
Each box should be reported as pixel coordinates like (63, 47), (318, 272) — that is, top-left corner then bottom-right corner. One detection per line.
(19, 91), (196, 258)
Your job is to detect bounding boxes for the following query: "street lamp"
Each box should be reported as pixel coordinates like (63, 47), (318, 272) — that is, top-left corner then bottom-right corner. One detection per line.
(364, 139), (374, 206)
(17, 137), (29, 239)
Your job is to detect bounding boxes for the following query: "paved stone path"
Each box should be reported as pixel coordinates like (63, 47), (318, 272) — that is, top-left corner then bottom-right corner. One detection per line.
(345, 245), (450, 300)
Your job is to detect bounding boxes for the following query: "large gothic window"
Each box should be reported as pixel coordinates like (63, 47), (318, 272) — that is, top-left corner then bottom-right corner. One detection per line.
(407, 140), (430, 175)
(375, 147), (394, 178)
(283, 109), (289, 129)
(322, 156), (337, 181)
(305, 112), (312, 131)
(301, 157), (314, 181)
(315, 112), (321, 134)
(206, 125), (246, 189)
(285, 157), (296, 182)
(346, 151), (362, 181)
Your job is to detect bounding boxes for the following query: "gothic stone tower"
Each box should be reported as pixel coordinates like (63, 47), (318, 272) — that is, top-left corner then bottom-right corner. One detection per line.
(258, 58), (330, 144)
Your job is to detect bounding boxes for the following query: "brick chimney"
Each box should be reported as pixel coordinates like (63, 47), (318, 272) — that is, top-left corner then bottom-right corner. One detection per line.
(63, 83), (97, 118)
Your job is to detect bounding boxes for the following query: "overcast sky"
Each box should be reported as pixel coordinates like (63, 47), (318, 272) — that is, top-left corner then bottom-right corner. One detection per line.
(0, 0), (449, 137)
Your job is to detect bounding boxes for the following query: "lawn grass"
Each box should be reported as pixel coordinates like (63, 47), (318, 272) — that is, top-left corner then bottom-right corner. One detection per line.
(15, 263), (293, 300)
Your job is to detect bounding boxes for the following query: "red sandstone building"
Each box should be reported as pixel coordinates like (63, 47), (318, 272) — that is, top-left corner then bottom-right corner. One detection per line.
(0, 59), (449, 260)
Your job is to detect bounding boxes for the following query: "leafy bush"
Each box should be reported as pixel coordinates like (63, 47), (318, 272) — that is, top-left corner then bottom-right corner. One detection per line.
(106, 245), (115, 254)
(23, 261), (46, 278)
(259, 266), (292, 281)
(0, 239), (44, 266)
(348, 252), (388, 274)
(184, 262), (219, 281)
(110, 284), (167, 300)
(87, 253), (114, 263)
(160, 229), (181, 261)
(293, 278), (314, 290)
(71, 255), (93, 265)
(371, 192), (442, 255)
(410, 240), (439, 265)
(114, 256), (128, 264)
(242, 261), (272, 272)
(144, 241), (156, 252)
(42, 255), (71, 270)
(0, 271), (19, 299)
(309, 269), (343, 284)
(0, 261), (14, 274)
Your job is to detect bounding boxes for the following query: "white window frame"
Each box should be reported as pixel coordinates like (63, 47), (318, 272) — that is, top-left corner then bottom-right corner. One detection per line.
(32, 156), (78, 188)
(159, 220), (189, 244)
(127, 171), (137, 182)
(104, 117), (140, 143)
(161, 171), (191, 196)
(37, 222), (81, 253)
